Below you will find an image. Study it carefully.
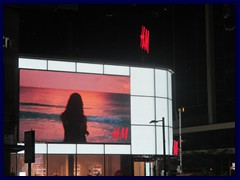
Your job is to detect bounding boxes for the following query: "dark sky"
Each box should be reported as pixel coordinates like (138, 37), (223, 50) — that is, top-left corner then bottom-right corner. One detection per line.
(17, 4), (175, 67)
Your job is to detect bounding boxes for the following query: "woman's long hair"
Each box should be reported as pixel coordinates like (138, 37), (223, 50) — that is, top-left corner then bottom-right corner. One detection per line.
(63, 93), (84, 116)
(61, 93), (86, 127)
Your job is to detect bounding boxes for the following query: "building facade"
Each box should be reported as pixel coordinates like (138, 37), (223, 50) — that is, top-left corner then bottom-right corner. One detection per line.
(9, 57), (174, 176)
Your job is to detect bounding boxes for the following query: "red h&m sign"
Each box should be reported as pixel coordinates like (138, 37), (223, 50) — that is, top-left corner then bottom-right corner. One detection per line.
(140, 25), (150, 54)
(173, 140), (179, 156)
(112, 127), (129, 141)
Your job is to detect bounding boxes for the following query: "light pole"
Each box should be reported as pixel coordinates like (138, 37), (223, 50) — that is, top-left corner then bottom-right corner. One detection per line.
(149, 117), (166, 176)
(178, 107), (184, 174)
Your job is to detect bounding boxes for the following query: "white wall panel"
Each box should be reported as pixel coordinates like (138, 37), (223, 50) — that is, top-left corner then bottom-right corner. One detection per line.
(104, 145), (130, 154)
(168, 71), (172, 99)
(169, 128), (173, 155)
(77, 144), (104, 154)
(156, 98), (168, 126)
(131, 126), (156, 154)
(168, 100), (173, 127)
(156, 126), (163, 155)
(48, 60), (75, 72)
(35, 143), (47, 154)
(48, 144), (76, 154)
(131, 67), (154, 96)
(156, 127), (169, 155)
(104, 65), (129, 76)
(77, 63), (103, 74)
(19, 58), (47, 70)
(131, 96), (155, 125)
(155, 69), (167, 98)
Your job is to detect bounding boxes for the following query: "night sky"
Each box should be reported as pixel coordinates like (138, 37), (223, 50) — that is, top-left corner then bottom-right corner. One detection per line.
(18, 4), (175, 66)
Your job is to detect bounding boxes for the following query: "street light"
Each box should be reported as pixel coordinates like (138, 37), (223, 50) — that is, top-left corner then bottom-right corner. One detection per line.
(149, 117), (166, 176)
(178, 107), (184, 174)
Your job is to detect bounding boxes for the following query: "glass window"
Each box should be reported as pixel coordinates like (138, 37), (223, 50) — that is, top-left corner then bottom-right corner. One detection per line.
(105, 155), (121, 176)
(77, 155), (104, 176)
(48, 155), (68, 176)
(32, 155), (47, 176)
(11, 154), (47, 176)
(16, 154), (27, 176)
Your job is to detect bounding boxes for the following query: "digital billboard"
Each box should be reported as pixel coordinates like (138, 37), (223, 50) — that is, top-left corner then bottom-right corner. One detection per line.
(19, 69), (131, 144)
(18, 58), (173, 155)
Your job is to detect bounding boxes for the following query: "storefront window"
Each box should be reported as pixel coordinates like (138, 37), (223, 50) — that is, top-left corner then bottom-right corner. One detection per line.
(32, 155), (47, 176)
(77, 155), (104, 176)
(10, 154), (47, 176)
(105, 155), (121, 176)
(48, 155), (68, 176)
(11, 153), (128, 176)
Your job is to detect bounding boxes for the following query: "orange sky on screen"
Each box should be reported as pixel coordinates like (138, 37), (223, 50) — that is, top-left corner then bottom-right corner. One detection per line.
(20, 69), (130, 94)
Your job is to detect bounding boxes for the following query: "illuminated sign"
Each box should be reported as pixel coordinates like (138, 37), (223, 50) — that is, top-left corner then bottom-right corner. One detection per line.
(19, 69), (131, 144)
(140, 25), (150, 54)
(173, 140), (178, 156)
(112, 127), (129, 141)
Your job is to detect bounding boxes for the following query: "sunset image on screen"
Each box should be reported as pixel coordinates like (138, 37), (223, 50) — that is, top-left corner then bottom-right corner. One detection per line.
(19, 69), (131, 143)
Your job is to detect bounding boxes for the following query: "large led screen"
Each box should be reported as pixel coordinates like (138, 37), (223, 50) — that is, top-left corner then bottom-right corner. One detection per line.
(19, 69), (131, 144)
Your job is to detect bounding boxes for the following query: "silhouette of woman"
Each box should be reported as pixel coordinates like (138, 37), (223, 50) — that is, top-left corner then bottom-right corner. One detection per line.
(61, 93), (89, 143)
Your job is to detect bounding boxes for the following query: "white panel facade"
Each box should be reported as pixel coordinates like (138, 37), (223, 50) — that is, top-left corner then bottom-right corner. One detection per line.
(19, 58), (47, 70)
(131, 126), (156, 154)
(169, 127), (173, 155)
(168, 71), (172, 99)
(104, 145), (131, 154)
(48, 60), (75, 72)
(104, 65), (129, 76)
(48, 144), (76, 154)
(131, 96), (155, 125)
(156, 98), (168, 126)
(130, 67), (154, 96)
(155, 69), (167, 98)
(168, 100), (173, 127)
(77, 144), (104, 154)
(156, 127), (170, 155)
(77, 63), (103, 74)
(35, 143), (47, 154)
